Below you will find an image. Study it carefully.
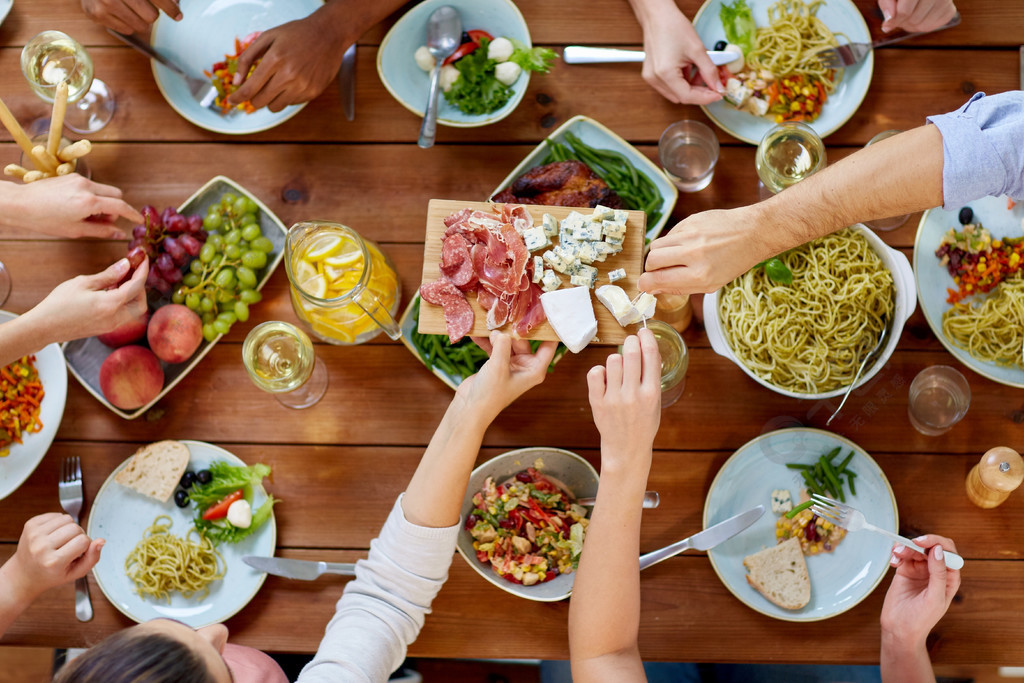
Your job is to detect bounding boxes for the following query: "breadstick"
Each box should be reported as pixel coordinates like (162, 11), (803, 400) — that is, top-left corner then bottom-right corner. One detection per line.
(3, 164), (29, 179)
(22, 171), (47, 183)
(0, 96), (36, 159)
(57, 139), (91, 162)
(30, 145), (58, 174)
(47, 81), (69, 159)
(56, 162), (75, 176)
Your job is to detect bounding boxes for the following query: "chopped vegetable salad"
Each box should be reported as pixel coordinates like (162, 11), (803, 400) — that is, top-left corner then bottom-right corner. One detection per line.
(0, 356), (44, 457)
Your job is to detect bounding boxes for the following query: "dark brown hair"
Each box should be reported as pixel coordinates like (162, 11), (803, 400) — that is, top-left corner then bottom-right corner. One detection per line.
(53, 630), (218, 683)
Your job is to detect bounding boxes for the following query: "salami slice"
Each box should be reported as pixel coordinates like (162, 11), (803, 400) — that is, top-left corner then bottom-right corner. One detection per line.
(420, 279), (475, 342)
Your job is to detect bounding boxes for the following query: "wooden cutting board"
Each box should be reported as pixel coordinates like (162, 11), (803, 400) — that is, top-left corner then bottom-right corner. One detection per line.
(418, 199), (646, 344)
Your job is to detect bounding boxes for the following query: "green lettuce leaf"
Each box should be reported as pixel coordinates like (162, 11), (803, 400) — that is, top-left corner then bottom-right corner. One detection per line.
(187, 460), (271, 509)
(194, 496), (276, 545)
(720, 0), (756, 55)
(508, 38), (557, 73)
(443, 37), (513, 115)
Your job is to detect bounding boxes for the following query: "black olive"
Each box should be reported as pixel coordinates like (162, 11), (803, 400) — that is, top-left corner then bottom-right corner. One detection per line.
(174, 490), (189, 508)
(196, 469), (212, 485)
(460, 31), (471, 44)
(180, 471), (195, 489)
(714, 40), (727, 52)
(958, 206), (973, 225)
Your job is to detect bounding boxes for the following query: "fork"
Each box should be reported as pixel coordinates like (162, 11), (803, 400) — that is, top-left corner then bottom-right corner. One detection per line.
(826, 317), (890, 426)
(106, 29), (226, 114)
(58, 456), (93, 622)
(815, 13), (961, 68)
(810, 494), (964, 570)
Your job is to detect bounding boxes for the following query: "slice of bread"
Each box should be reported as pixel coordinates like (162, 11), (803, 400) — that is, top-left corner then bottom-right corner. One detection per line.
(743, 537), (811, 610)
(114, 440), (190, 503)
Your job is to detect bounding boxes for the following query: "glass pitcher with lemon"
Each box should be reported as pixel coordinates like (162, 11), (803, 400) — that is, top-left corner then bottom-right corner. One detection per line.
(285, 221), (401, 345)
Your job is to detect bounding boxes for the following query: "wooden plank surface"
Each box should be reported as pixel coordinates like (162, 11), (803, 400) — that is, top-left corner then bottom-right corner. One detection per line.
(417, 200), (645, 342)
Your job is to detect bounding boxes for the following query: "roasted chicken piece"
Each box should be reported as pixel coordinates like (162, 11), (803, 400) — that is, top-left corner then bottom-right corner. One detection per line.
(492, 160), (624, 209)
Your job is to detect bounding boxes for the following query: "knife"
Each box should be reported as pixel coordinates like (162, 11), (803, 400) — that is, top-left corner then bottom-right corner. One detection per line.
(339, 44), (357, 121)
(563, 45), (737, 67)
(638, 505), (765, 571)
(244, 555), (357, 580)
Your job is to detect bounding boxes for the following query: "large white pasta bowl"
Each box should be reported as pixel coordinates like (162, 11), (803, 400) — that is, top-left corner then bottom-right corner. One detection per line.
(703, 224), (916, 400)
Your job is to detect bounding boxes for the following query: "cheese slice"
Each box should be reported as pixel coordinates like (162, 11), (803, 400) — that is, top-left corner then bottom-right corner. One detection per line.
(540, 286), (598, 353)
(595, 285), (636, 326)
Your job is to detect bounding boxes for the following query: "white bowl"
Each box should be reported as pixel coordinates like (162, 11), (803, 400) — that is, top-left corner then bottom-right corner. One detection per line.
(456, 447), (598, 602)
(703, 224), (915, 399)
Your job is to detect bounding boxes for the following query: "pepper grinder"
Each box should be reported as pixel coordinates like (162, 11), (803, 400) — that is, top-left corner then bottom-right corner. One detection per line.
(965, 446), (1024, 508)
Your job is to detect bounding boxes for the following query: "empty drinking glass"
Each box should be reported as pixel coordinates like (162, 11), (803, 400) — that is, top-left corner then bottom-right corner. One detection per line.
(658, 120), (719, 192)
(907, 365), (971, 436)
(862, 130), (910, 232)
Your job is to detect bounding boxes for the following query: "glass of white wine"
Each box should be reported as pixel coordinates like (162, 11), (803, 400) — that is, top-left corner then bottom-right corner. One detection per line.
(755, 121), (826, 199)
(21, 30), (116, 134)
(242, 321), (328, 409)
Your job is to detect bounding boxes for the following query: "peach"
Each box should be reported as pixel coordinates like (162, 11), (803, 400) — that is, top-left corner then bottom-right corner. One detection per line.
(148, 304), (202, 364)
(99, 346), (164, 410)
(97, 310), (150, 348)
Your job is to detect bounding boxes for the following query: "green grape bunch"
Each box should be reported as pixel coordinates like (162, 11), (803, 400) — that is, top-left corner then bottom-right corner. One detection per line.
(171, 193), (274, 342)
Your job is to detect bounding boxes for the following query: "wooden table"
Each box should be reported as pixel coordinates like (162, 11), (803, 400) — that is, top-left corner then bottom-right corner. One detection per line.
(1, 0), (1022, 668)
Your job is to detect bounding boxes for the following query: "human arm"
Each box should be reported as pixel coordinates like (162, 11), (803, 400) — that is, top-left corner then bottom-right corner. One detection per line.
(0, 175), (142, 239)
(627, 0), (722, 104)
(877, 0), (957, 33)
(880, 535), (961, 683)
(80, 0), (181, 35)
(0, 513), (104, 638)
(0, 257), (148, 366)
(569, 330), (662, 683)
(227, 0), (408, 113)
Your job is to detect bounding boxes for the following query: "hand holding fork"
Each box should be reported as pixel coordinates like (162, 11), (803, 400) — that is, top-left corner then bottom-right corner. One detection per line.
(58, 456), (99, 621)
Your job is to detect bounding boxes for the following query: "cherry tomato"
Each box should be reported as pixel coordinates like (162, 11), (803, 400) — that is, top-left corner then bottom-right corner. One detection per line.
(201, 489), (244, 521)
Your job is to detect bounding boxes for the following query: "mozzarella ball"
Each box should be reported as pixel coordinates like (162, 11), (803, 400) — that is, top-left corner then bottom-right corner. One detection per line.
(414, 45), (435, 72)
(226, 499), (253, 529)
(487, 37), (514, 63)
(724, 44), (745, 73)
(494, 61), (522, 86)
(440, 64), (460, 92)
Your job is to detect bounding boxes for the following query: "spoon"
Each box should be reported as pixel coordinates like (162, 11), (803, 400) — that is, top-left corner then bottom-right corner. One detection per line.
(577, 491), (660, 509)
(826, 319), (891, 426)
(417, 5), (461, 149)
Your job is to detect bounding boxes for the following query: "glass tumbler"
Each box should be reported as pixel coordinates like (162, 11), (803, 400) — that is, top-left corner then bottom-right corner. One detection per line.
(907, 365), (971, 436)
(862, 130), (910, 231)
(623, 319), (689, 408)
(658, 120), (719, 192)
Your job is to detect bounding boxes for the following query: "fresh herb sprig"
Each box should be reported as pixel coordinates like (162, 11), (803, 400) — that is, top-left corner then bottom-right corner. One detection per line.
(754, 256), (793, 284)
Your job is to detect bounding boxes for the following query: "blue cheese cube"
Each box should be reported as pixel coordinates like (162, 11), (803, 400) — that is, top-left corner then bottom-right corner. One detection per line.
(575, 221), (603, 241)
(612, 209), (629, 224)
(590, 205), (615, 222)
(560, 211), (586, 233)
(559, 228), (578, 245)
(593, 242), (616, 257)
(541, 213), (559, 237)
(532, 256), (544, 283)
(523, 226), (551, 252)
(570, 271), (597, 288)
(605, 234), (624, 246)
(578, 243), (599, 265)
(553, 243), (577, 263)
(604, 240), (623, 254)
(608, 268), (626, 283)
(541, 269), (561, 292)
(543, 249), (569, 273)
(602, 221), (627, 240)
(771, 489), (793, 514)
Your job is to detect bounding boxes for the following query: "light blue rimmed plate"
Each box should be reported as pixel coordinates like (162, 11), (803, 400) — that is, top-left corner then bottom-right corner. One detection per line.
(704, 428), (896, 621)
(692, 0), (873, 145)
(377, 0), (532, 127)
(914, 195), (1024, 387)
(150, 0), (321, 135)
(0, 311), (67, 501)
(489, 115), (679, 243)
(88, 440), (276, 629)
(0, 0), (13, 28)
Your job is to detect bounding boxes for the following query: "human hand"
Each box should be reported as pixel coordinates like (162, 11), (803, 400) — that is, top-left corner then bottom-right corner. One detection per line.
(638, 3), (722, 104)
(880, 534), (961, 649)
(80, 0), (181, 35)
(24, 256), (148, 345)
(2, 513), (104, 604)
(458, 332), (557, 420)
(4, 175), (142, 239)
(878, 0), (957, 33)
(587, 329), (662, 468)
(228, 12), (349, 113)
(639, 205), (768, 295)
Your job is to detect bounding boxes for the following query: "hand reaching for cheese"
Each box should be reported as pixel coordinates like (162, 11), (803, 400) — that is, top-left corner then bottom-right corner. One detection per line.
(459, 332), (557, 421)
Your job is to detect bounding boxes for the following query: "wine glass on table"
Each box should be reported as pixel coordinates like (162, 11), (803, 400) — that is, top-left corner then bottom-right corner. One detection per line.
(21, 30), (116, 134)
(242, 321), (329, 409)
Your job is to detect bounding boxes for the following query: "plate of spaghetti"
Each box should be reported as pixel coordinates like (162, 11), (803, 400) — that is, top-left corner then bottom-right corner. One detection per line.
(693, 0), (873, 144)
(915, 195), (1024, 387)
(0, 311), (67, 501)
(88, 441), (276, 628)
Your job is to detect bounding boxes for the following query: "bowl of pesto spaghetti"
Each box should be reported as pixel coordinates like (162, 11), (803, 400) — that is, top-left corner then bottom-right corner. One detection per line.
(704, 225), (915, 399)
(692, 0), (873, 144)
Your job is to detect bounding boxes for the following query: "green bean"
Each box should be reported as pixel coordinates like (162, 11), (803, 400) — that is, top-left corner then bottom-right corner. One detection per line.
(821, 457), (845, 503)
(835, 451), (855, 475)
(848, 474), (857, 496)
(785, 500), (814, 519)
(785, 463), (812, 470)
(800, 470), (823, 496)
(824, 446), (841, 462)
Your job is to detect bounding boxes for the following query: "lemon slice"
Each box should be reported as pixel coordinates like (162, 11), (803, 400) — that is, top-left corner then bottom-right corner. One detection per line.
(324, 264), (360, 283)
(303, 234), (344, 261)
(292, 258), (318, 284)
(298, 273), (329, 299)
(324, 240), (362, 268)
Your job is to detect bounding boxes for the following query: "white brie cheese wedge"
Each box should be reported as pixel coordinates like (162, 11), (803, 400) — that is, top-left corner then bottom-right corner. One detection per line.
(595, 285), (637, 326)
(540, 286), (598, 353)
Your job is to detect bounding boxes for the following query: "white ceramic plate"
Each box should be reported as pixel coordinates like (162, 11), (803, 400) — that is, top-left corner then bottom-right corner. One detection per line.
(489, 115), (679, 244)
(0, 311), (67, 501)
(456, 447), (598, 602)
(150, 0), (321, 134)
(692, 0), (873, 144)
(88, 440), (276, 628)
(914, 195), (1024, 387)
(377, 0), (532, 127)
(0, 0), (13, 28)
(705, 428), (897, 621)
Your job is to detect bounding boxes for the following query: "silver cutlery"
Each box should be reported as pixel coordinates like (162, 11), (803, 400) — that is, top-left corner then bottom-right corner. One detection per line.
(244, 555), (357, 580)
(815, 13), (961, 69)
(826, 317), (890, 426)
(563, 45), (737, 66)
(1019, 45), (1023, 90)
(58, 456), (93, 622)
(107, 29), (224, 114)
(339, 43), (356, 121)
(810, 494), (965, 570)
(577, 491), (660, 509)
(638, 504), (764, 571)
(418, 5), (461, 149)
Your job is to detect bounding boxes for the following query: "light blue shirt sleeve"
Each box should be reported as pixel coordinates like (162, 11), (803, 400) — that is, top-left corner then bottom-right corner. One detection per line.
(926, 91), (1024, 209)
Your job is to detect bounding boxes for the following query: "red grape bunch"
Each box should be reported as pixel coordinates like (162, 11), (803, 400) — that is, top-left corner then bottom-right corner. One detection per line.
(128, 206), (208, 296)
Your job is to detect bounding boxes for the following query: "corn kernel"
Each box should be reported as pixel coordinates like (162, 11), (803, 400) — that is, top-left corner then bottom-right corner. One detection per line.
(501, 493), (509, 502)
(775, 114), (784, 123)
(488, 506), (497, 514)
(790, 101), (802, 112)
